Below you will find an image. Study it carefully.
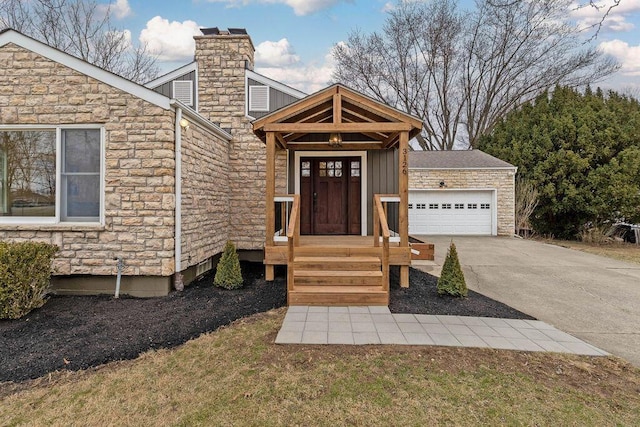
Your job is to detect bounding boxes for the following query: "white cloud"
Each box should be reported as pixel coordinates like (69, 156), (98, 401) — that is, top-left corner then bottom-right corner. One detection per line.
(381, 2), (395, 13)
(255, 39), (300, 67)
(570, 0), (640, 32)
(139, 16), (202, 62)
(256, 43), (341, 94)
(205, 0), (349, 16)
(111, 0), (132, 19)
(599, 39), (640, 76)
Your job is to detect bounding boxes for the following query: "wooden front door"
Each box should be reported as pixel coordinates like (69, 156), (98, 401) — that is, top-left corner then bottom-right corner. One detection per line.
(300, 157), (361, 235)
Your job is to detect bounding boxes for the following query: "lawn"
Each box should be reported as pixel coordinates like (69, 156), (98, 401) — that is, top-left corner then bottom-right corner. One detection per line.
(2, 309), (639, 426)
(548, 240), (640, 265)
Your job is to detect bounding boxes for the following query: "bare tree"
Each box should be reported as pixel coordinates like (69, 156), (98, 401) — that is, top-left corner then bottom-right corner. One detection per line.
(0, 0), (158, 83)
(332, 0), (618, 150)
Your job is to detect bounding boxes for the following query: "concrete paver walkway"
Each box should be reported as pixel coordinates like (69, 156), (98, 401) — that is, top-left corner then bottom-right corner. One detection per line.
(416, 236), (640, 366)
(275, 306), (608, 356)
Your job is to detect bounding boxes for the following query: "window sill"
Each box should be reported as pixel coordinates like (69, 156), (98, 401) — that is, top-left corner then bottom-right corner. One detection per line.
(0, 223), (105, 232)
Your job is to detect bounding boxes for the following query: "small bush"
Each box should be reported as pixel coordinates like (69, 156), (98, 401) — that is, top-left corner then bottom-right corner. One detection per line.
(437, 242), (467, 297)
(213, 241), (243, 290)
(0, 241), (58, 319)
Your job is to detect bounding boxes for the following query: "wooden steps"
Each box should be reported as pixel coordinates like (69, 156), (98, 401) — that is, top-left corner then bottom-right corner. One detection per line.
(288, 252), (388, 306)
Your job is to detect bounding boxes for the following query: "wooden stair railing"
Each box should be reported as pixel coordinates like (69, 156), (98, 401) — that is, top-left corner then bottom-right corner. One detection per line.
(373, 194), (391, 294)
(286, 194), (300, 296)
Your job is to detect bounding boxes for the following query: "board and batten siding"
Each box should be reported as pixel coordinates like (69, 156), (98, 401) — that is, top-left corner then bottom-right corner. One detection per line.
(367, 149), (399, 235)
(152, 70), (197, 106)
(287, 149), (399, 236)
(248, 78), (300, 119)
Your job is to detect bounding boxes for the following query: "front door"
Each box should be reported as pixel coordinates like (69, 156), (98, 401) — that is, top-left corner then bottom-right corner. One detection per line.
(300, 157), (361, 235)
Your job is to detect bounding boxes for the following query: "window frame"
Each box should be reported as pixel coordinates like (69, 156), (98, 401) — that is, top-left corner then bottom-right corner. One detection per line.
(0, 125), (105, 225)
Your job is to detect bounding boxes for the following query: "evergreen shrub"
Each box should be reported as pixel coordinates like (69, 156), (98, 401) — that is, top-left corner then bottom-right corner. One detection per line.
(437, 242), (467, 297)
(0, 241), (58, 319)
(213, 241), (243, 289)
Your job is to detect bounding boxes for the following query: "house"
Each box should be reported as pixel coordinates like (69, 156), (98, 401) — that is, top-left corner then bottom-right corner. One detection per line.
(0, 26), (514, 304)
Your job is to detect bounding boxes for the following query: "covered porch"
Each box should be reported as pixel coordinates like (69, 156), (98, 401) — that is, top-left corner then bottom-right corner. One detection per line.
(253, 84), (423, 305)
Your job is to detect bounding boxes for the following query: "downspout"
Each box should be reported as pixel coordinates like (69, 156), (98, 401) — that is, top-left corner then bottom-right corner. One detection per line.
(174, 107), (184, 291)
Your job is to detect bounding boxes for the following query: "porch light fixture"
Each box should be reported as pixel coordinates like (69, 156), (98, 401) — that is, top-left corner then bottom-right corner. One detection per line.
(328, 132), (342, 147)
(179, 118), (190, 130)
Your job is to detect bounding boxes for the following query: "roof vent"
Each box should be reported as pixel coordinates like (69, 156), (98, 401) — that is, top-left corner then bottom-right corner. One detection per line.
(228, 28), (247, 35)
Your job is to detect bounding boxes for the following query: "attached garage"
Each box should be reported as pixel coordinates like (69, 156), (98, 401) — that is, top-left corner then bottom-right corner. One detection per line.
(409, 190), (494, 235)
(408, 150), (516, 236)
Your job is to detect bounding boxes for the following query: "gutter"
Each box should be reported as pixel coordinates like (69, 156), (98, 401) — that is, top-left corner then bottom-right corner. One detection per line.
(174, 107), (184, 291)
(169, 99), (232, 141)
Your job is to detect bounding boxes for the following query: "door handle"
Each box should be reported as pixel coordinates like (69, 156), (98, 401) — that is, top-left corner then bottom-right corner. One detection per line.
(313, 192), (317, 212)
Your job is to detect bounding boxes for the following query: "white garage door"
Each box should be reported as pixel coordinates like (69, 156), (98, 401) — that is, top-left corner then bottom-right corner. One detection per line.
(409, 190), (494, 235)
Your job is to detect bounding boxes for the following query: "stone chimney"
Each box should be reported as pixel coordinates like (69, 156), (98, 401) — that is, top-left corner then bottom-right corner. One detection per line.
(194, 27), (255, 130)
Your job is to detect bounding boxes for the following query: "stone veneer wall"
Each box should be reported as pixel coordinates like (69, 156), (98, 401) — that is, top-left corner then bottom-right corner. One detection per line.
(409, 169), (515, 236)
(194, 34), (287, 251)
(179, 120), (229, 268)
(0, 43), (177, 279)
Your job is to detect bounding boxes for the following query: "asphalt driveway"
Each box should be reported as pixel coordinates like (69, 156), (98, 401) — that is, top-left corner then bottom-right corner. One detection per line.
(413, 236), (640, 367)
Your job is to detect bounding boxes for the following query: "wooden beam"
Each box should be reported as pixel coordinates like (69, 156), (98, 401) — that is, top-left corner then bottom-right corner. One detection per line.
(339, 86), (424, 129)
(399, 131), (410, 288)
(286, 143), (383, 151)
(383, 132), (399, 148)
(252, 87), (336, 130)
(275, 133), (287, 149)
(263, 122), (412, 133)
(333, 91), (342, 124)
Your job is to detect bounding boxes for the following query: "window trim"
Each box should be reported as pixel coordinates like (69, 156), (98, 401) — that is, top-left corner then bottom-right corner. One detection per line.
(0, 125), (105, 226)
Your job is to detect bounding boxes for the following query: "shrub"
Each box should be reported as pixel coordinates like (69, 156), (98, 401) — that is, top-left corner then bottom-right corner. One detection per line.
(437, 242), (467, 297)
(0, 241), (58, 319)
(213, 241), (243, 290)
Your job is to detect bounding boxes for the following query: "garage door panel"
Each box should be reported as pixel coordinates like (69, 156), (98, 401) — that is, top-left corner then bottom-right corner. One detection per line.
(409, 190), (494, 235)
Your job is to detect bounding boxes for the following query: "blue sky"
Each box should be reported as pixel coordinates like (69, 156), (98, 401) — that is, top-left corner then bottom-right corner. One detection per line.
(112, 0), (640, 93)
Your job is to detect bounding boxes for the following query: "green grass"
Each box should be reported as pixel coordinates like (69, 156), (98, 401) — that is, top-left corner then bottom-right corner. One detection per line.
(1, 309), (639, 426)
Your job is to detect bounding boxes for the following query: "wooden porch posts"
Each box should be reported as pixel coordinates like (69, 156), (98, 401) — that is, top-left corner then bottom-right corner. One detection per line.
(399, 131), (410, 288)
(265, 131), (276, 281)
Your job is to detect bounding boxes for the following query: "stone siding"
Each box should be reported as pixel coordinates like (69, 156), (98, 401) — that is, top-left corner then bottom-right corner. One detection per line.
(0, 43), (177, 277)
(180, 120), (230, 268)
(409, 168), (515, 235)
(195, 34), (287, 251)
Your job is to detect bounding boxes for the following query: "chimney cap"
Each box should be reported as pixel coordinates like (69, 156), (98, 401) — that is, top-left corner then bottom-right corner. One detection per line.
(200, 27), (220, 35)
(199, 27), (248, 36)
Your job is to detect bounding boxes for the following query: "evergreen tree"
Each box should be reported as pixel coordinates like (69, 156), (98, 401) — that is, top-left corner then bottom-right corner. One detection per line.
(213, 241), (243, 290)
(479, 86), (640, 238)
(437, 242), (467, 297)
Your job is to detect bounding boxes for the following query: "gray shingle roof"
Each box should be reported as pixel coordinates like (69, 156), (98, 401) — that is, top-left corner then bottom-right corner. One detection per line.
(409, 150), (515, 169)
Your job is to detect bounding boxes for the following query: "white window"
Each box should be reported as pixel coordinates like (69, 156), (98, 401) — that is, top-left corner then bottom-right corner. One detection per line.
(173, 80), (193, 106)
(249, 85), (269, 111)
(0, 127), (103, 224)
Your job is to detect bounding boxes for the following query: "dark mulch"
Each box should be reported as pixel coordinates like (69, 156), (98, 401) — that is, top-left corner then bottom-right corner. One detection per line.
(389, 266), (535, 319)
(1, 262), (533, 383)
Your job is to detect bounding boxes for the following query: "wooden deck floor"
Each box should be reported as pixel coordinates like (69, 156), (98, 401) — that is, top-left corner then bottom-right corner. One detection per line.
(275, 235), (400, 247)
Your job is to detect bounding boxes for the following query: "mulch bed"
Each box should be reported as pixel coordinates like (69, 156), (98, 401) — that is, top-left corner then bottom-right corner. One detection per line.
(1, 262), (533, 383)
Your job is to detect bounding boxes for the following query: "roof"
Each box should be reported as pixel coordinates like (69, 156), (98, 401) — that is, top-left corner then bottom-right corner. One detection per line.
(0, 28), (230, 141)
(145, 61), (197, 89)
(252, 84), (423, 149)
(409, 150), (516, 169)
(0, 28), (170, 109)
(246, 69), (307, 99)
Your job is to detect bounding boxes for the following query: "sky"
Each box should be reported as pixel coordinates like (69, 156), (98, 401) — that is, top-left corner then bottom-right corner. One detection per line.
(110, 0), (640, 94)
